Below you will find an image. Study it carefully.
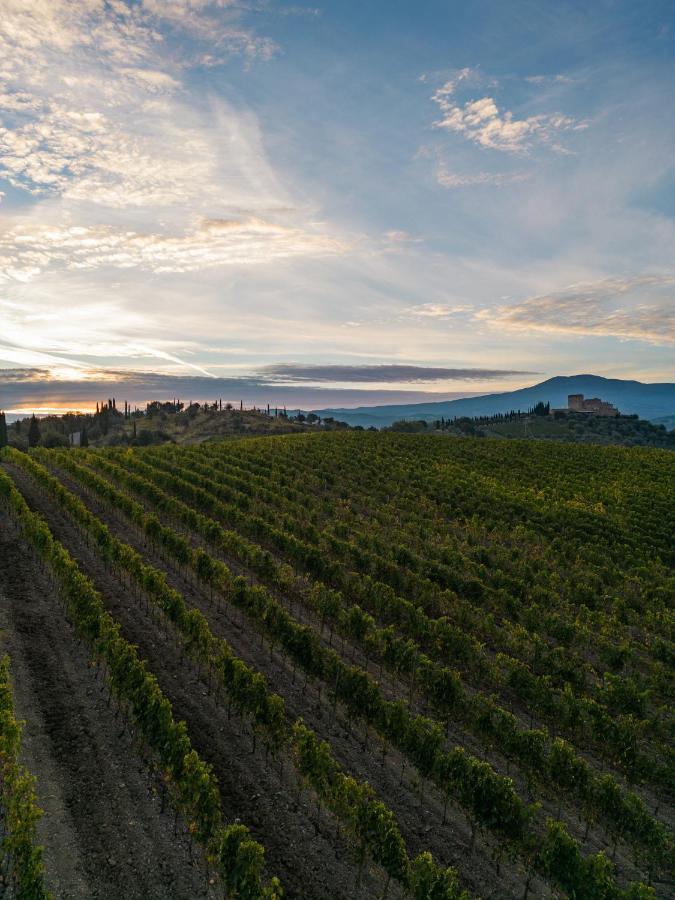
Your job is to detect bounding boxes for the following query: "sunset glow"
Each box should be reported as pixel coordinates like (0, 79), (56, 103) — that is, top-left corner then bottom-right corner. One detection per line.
(1, 1), (673, 411)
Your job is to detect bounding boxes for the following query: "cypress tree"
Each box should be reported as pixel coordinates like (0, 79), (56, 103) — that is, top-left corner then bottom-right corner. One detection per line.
(0, 412), (8, 448)
(80, 426), (89, 448)
(28, 414), (41, 448)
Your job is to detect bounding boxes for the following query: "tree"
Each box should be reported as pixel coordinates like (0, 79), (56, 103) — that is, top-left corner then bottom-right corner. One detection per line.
(80, 427), (89, 448)
(42, 432), (68, 448)
(0, 412), (7, 448)
(28, 415), (41, 448)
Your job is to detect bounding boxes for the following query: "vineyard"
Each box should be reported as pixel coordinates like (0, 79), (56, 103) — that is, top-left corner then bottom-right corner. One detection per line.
(0, 432), (672, 899)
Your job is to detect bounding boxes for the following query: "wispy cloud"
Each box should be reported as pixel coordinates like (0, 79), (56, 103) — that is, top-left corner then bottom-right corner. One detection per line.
(0, 1), (280, 206)
(383, 230), (423, 244)
(435, 167), (528, 189)
(0, 218), (344, 280)
(0, 1), (672, 393)
(431, 71), (583, 153)
(0, 367), (509, 415)
(405, 303), (472, 318)
(477, 276), (675, 344)
(259, 363), (533, 383)
(524, 74), (573, 86)
(141, 0), (279, 60)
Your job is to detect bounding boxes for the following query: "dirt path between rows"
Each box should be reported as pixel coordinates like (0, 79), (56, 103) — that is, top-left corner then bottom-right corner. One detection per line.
(0, 509), (207, 900)
(10, 461), (559, 900)
(58, 458), (663, 889)
(3, 463), (390, 900)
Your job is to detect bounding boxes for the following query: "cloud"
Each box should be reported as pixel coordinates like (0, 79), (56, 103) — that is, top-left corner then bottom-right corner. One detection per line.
(436, 168), (529, 189)
(478, 276), (675, 344)
(0, 102), (224, 207)
(383, 230), (423, 243)
(0, 1), (280, 206)
(140, 0), (279, 60)
(0, 1), (275, 73)
(405, 303), (473, 318)
(0, 218), (344, 280)
(0, 366), (525, 416)
(525, 74), (573, 86)
(432, 75), (581, 153)
(259, 363), (534, 383)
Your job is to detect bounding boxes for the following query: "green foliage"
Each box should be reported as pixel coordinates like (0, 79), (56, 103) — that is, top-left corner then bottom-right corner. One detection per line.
(408, 852), (470, 900)
(0, 461), (281, 899)
(0, 655), (52, 899)
(7, 448), (459, 896)
(28, 415), (41, 448)
(42, 432), (70, 449)
(2, 431), (670, 898)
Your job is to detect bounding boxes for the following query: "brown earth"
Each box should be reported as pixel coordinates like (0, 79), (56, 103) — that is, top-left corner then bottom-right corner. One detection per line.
(0, 511), (208, 900)
(6, 459), (670, 898)
(56, 458), (667, 889)
(2, 463), (387, 900)
(1, 461), (549, 900)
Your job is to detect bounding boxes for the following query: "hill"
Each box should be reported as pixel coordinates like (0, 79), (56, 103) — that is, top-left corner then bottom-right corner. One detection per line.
(312, 374), (675, 427)
(3, 401), (351, 450)
(390, 408), (675, 448)
(0, 432), (671, 898)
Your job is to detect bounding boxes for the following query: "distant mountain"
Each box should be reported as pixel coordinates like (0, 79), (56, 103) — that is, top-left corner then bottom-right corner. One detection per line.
(313, 375), (675, 428)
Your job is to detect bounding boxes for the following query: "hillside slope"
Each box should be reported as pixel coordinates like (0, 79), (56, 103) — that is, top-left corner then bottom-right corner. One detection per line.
(0, 433), (671, 897)
(313, 375), (675, 427)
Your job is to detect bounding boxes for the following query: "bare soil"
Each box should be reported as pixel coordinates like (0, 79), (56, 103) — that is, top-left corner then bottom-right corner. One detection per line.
(58, 460), (665, 888)
(2, 463), (386, 900)
(7, 460), (669, 898)
(0, 510), (207, 900)
(3, 462), (547, 900)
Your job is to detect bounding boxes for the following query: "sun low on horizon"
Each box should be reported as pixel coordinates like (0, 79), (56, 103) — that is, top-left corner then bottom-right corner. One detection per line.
(0, 0), (674, 414)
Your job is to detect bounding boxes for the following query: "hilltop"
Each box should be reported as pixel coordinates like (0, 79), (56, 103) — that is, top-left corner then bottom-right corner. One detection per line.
(3, 400), (352, 450)
(312, 374), (675, 427)
(389, 406), (675, 448)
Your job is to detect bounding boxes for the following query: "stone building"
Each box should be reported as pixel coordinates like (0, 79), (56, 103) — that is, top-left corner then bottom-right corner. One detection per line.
(551, 394), (620, 416)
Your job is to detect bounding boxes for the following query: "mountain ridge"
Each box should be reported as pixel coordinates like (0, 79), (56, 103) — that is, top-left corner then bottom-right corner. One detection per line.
(311, 375), (675, 427)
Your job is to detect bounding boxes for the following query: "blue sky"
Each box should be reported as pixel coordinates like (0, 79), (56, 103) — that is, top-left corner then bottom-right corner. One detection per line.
(0, 0), (673, 413)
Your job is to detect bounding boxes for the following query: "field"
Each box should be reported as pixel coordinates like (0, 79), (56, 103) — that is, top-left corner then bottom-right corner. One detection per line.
(0, 432), (672, 899)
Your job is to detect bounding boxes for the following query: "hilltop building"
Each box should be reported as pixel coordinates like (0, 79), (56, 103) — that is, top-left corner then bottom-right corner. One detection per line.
(551, 394), (620, 417)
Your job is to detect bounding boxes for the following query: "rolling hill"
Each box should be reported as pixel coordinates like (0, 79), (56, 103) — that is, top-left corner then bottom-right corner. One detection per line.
(312, 374), (675, 427)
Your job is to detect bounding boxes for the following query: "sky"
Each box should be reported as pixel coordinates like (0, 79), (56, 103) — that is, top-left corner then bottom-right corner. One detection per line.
(0, 0), (674, 414)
